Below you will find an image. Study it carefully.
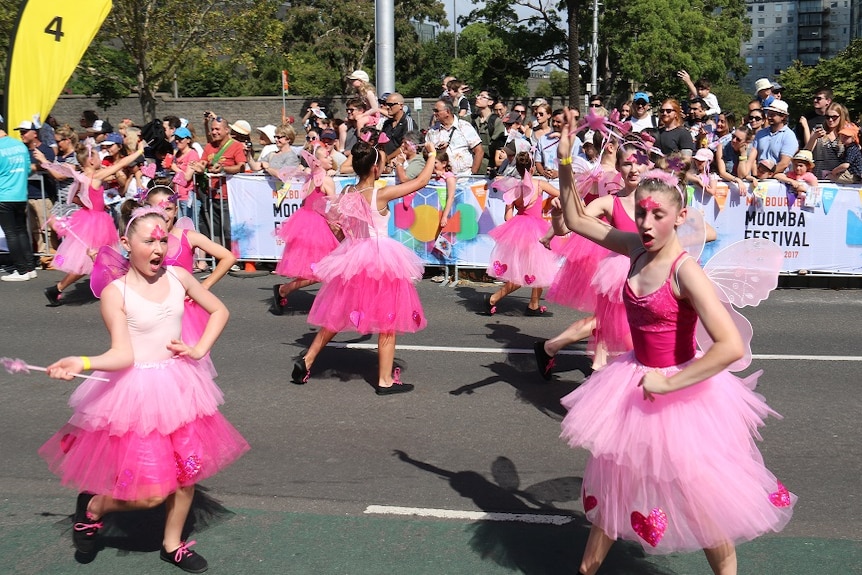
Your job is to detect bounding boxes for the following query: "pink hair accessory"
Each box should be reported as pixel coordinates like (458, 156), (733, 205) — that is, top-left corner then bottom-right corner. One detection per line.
(667, 156), (687, 173)
(359, 131), (372, 143)
(1, 357), (109, 381)
(638, 196), (663, 210)
(377, 132), (390, 144)
(640, 169), (681, 188)
(140, 163), (157, 179)
(124, 206), (169, 237)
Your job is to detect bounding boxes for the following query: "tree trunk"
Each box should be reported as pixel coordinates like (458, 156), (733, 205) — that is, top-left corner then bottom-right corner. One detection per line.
(137, 70), (157, 123)
(567, 0), (581, 110)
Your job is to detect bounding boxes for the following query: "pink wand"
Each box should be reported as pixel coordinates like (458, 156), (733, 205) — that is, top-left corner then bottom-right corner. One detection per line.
(1, 357), (109, 382)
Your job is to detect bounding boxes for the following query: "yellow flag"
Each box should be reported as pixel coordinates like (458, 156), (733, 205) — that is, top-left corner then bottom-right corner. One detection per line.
(4, 0), (112, 138)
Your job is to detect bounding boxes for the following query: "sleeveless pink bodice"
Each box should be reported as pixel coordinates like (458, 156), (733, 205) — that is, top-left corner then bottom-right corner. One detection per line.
(609, 195), (637, 233)
(301, 186), (326, 212)
(368, 186), (390, 239)
(88, 184), (106, 212)
(165, 229), (194, 272)
(111, 272), (184, 363)
(623, 252), (698, 368)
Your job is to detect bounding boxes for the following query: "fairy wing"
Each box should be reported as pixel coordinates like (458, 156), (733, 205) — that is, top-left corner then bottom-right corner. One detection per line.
(677, 207), (705, 263)
(328, 190), (372, 239)
(695, 238), (783, 371)
(90, 246), (129, 298)
(490, 176), (531, 205)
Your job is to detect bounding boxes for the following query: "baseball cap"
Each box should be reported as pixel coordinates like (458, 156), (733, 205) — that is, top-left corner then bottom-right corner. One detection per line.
(99, 132), (124, 146)
(14, 120), (38, 132)
(754, 78), (772, 93)
(229, 120), (251, 135)
(174, 126), (192, 140)
(347, 70), (370, 83)
(839, 123), (860, 145)
(633, 92), (650, 104)
(320, 128), (338, 141)
(771, 81), (783, 91)
(757, 158), (776, 171)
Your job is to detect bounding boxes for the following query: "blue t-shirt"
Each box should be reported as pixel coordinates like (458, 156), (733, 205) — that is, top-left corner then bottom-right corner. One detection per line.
(753, 126), (797, 164)
(0, 136), (31, 202)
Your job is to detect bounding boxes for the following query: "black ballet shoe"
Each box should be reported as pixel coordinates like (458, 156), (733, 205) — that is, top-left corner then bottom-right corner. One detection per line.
(483, 294), (497, 316)
(160, 540), (208, 573)
(524, 305), (548, 317)
(72, 492), (102, 555)
(272, 284), (287, 315)
(375, 367), (414, 395)
(45, 284), (63, 307)
(533, 340), (556, 381)
(291, 357), (310, 384)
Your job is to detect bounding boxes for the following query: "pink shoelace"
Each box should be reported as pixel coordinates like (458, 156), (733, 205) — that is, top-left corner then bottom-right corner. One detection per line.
(170, 540), (198, 562)
(73, 518), (103, 533)
(392, 367), (402, 385)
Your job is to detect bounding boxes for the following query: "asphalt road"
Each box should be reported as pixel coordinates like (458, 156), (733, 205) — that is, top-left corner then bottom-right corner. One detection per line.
(0, 270), (860, 574)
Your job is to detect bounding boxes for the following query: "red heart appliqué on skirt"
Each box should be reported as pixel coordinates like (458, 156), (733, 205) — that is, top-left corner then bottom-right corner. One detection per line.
(769, 480), (792, 507)
(583, 495), (597, 512)
(492, 260), (508, 276)
(631, 508), (667, 547)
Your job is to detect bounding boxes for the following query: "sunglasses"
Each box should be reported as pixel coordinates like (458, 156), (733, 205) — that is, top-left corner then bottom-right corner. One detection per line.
(346, 108), (357, 113)
(659, 108), (674, 114)
(826, 114), (840, 120)
(731, 135), (745, 142)
(813, 96), (825, 101)
(382, 102), (399, 108)
(513, 109), (526, 114)
(590, 103), (602, 108)
(305, 135), (318, 141)
(749, 115), (763, 121)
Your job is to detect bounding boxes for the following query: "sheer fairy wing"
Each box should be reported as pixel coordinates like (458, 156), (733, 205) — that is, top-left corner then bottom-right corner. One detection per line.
(42, 162), (91, 208)
(328, 190), (372, 239)
(695, 238), (783, 372)
(677, 208), (705, 262)
(90, 246), (129, 298)
(174, 217), (196, 231)
(490, 176), (531, 205)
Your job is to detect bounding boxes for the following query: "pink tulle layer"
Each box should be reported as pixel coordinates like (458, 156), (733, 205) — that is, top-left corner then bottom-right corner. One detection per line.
(591, 252), (634, 353)
(308, 237), (426, 334)
(560, 352), (795, 554)
(39, 357), (247, 500)
(275, 208), (339, 280)
(546, 234), (610, 311)
(54, 209), (119, 275)
(486, 214), (560, 287)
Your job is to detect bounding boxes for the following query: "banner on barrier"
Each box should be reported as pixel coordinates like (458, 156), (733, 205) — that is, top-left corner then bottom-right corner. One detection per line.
(225, 175), (862, 274)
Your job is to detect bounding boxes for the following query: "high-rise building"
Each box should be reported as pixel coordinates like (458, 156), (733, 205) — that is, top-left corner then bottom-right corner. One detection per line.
(741, 0), (855, 90)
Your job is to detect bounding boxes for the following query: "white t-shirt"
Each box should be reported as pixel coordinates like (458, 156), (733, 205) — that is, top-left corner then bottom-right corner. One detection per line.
(426, 119), (482, 175)
(629, 114), (657, 133)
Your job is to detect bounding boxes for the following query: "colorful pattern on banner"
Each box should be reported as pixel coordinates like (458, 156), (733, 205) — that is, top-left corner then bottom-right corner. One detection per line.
(689, 180), (862, 273)
(225, 175), (862, 274)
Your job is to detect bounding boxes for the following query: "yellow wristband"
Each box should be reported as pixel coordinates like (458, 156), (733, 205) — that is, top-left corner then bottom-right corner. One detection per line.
(80, 356), (91, 371)
(559, 157), (572, 166)
(428, 150), (437, 157)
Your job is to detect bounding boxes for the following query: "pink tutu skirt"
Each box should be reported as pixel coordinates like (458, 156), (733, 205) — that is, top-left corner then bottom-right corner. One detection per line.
(39, 357), (248, 501)
(560, 352), (795, 554)
(53, 208), (119, 275)
(590, 252), (634, 354)
(275, 207), (339, 280)
(486, 214), (560, 288)
(546, 234), (610, 311)
(308, 236), (426, 334)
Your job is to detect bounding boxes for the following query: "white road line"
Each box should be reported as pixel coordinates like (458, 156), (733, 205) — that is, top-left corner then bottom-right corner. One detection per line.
(328, 342), (862, 361)
(364, 504), (574, 525)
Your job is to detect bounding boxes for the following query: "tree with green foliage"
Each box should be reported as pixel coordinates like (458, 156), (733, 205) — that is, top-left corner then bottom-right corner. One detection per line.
(0, 0), (19, 92)
(778, 39), (862, 122)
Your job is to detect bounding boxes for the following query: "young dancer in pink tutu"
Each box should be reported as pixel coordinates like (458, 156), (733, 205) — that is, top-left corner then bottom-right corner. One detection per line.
(40, 206), (248, 571)
(536, 141), (644, 377)
(43, 141), (147, 306)
(292, 140), (436, 394)
(144, 186), (236, 376)
(272, 148), (339, 315)
(554, 110), (794, 575)
(484, 151), (560, 316)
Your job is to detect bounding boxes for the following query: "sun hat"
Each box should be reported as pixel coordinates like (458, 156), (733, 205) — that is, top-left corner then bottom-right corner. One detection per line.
(256, 124), (277, 143)
(791, 149), (814, 166)
(229, 120), (251, 135)
(347, 70), (370, 83)
(754, 78), (772, 93)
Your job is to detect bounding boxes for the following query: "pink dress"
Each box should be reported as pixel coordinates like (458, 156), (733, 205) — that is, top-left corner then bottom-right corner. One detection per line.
(560, 253), (794, 554)
(486, 188), (559, 287)
(53, 184), (119, 275)
(274, 186), (339, 280)
(307, 186), (426, 334)
(165, 229), (215, 376)
(590, 195), (637, 354)
(39, 272), (248, 500)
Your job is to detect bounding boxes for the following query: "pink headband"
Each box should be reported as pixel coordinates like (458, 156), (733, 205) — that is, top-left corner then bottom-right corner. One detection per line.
(124, 206), (169, 237)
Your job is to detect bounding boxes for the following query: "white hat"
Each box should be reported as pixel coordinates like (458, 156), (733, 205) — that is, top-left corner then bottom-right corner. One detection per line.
(229, 119), (251, 135)
(13, 120), (38, 132)
(531, 97), (548, 107)
(88, 119), (104, 133)
(312, 108), (327, 119)
(765, 100), (789, 116)
(693, 148), (714, 163)
(257, 124), (277, 143)
(754, 78), (772, 93)
(347, 70), (370, 83)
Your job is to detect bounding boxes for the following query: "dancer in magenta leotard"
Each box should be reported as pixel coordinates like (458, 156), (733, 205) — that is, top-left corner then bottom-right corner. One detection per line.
(41, 207), (248, 572)
(555, 110), (793, 575)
